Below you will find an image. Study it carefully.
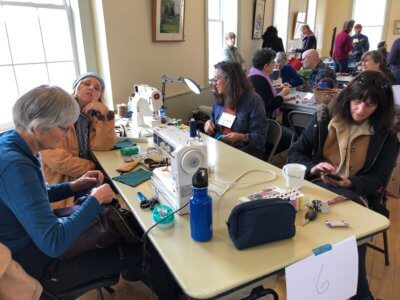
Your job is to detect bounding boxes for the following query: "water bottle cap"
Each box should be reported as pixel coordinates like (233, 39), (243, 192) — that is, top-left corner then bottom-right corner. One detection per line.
(192, 168), (208, 188)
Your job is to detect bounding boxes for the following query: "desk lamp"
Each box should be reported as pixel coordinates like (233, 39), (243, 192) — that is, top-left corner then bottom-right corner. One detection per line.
(161, 75), (201, 109)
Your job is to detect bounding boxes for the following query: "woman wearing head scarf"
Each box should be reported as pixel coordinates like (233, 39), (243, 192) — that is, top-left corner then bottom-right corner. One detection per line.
(41, 72), (116, 208)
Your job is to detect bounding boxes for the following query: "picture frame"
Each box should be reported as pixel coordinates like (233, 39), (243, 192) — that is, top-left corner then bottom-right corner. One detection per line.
(252, 0), (266, 39)
(394, 20), (400, 35)
(152, 0), (185, 42)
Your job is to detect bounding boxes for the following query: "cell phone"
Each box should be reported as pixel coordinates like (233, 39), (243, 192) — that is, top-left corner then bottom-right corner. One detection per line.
(325, 173), (342, 181)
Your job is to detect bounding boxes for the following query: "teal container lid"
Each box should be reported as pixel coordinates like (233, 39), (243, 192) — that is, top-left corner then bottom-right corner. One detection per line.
(152, 205), (174, 228)
(120, 145), (139, 156)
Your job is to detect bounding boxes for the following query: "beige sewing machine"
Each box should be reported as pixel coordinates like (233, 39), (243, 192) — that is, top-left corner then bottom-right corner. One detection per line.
(152, 126), (207, 214)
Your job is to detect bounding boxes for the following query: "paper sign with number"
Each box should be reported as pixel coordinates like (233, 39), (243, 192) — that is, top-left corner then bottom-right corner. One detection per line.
(285, 236), (358, 300)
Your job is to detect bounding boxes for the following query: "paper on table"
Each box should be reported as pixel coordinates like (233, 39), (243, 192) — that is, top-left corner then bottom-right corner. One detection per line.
(285, 236), (358, 300)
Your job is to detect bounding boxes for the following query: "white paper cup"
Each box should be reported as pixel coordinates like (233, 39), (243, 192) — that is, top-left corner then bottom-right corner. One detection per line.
(282, 163), (306, 188)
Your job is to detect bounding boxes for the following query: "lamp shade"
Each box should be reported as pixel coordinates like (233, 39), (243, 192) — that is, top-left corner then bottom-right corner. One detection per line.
(183, 77), (201, 94)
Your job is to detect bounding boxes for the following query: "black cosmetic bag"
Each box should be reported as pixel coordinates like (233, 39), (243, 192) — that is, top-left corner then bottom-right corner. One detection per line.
(226, 198), (296, 250)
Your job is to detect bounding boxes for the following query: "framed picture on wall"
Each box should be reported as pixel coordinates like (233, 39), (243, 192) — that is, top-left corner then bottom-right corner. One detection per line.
(394, 20), (400, 35)
(152, 0), (185, 42)
(252, 0), (266, 39)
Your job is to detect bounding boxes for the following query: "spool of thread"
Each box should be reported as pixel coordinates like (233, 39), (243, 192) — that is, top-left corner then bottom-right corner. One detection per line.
(152, 205), (174, 228)
(120, 146), (139, 156)
(116, 104), (128, 117)
(189, 118), (196, 138)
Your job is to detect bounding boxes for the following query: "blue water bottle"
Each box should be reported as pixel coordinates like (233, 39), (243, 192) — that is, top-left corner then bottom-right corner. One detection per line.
(190, 168), (212, 242)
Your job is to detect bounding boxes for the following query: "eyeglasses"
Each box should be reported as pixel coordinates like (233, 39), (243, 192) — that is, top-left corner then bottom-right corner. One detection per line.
(58, 125), (70, 133)
(209, 75), (225, 84)
(358, 74), (391, 90)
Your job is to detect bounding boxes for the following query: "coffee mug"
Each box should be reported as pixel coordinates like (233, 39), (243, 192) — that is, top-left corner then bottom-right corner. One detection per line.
(282, 163), (306, 188)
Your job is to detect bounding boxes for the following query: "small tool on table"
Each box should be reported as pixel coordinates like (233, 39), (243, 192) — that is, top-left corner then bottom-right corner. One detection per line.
(302, 210), (317, 226)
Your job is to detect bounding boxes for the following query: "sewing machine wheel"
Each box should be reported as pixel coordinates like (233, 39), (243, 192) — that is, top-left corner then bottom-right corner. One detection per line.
(180, 149), (204, 174)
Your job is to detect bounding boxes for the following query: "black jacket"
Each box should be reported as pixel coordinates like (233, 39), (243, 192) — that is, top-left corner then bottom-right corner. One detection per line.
(288, 107), (398, 200)
(295, 35), (317, 54)
(262, 37), (285, 53)
(248, 75), (283, 119)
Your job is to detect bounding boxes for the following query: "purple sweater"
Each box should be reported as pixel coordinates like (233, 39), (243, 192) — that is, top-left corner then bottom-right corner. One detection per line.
(388, 38), (400, 72)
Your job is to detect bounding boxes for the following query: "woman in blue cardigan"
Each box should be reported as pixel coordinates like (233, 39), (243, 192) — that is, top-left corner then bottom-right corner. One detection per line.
(0, 85), (179, 298)
(205, 61), (266, 159)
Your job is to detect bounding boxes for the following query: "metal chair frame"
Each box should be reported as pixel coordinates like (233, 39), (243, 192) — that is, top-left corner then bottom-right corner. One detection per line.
(287, 110), (314, 144)
(265, 119), (282, 163)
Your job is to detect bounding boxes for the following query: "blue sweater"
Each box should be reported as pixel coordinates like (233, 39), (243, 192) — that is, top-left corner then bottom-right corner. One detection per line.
(280, 64), (303, 87)
(210, 91), (266, 153)
(0, 130), (101, 257)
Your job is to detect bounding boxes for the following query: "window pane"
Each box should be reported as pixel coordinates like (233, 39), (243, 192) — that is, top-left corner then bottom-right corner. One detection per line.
(353, 0), (386, 26)
(4, 6), (45, 64)
(208, 0), (220, 20)
(39, 8), (73, 61)
(14, 64), (48, 95)
(48, 61), (75, 91)
(208, 21), (223, 78)
(2, 0), (64, 4)
(274, 0), (289, 49)
(0, 7), (12, 65)
(0, 66), (18, 125)
(362, 26), (383, 50)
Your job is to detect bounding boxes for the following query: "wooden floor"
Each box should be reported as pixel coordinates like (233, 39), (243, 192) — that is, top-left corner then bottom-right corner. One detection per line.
(80, 197), (399, 300)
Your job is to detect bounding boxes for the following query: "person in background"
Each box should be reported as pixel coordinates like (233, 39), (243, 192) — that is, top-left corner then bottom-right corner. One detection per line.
(302, 49), (337, 91)
(275, 52), (303, 88)
(221, 32), (246, 71)
(350, 24), (370, 64)
(0, 85), (180, 298)
(248, 48), (293, 157)
(40, 72), (116, 208)
(387, 37), (400, 84)
(291, 24), (317, 54)
(204, 61), (266, 159)
(360, 50), (396, 84)
(332, 19), (355, 73)
(288, 71), (397, 300)
(262, 26), (285, 53)
(377, 41), (388, 61)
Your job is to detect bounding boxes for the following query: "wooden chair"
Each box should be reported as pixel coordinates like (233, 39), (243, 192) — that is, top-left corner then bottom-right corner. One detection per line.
(367, 141), (400, 266)
(287, 110), (314, 144)
(265, 119), (282, 163)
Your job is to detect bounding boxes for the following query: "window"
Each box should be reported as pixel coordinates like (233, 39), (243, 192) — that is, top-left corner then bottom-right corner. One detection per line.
(273, 0), (289, 50)
(352, 0), (387, 51)
(306, 0), (317, 32)
(207, 0), (238, 79)
(0, 0), (78, 130)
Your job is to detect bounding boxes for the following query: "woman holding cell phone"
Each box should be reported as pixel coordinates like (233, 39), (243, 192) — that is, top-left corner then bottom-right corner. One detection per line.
(288, 70), (397, 300)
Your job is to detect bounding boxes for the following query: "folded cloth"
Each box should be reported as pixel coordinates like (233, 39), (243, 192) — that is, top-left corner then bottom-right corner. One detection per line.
(114, 139), (136, 149)
(116, 159), (141, 173)
(112, 168), (152, 187)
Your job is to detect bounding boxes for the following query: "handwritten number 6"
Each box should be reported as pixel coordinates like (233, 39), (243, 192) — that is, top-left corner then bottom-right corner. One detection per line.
(316, 265), (330, 294)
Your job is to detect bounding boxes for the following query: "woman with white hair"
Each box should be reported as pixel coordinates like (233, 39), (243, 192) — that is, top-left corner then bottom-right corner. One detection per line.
(274, 52), (303, 88)
(41, 72), (116, 208)
(0, 85), (180, 298)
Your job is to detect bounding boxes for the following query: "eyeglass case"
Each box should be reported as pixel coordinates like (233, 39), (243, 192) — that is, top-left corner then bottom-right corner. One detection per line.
(226, 198), (296, 250)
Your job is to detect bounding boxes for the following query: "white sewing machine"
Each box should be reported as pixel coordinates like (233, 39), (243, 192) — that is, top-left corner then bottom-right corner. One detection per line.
(152, 126), (207, 214)
(131, 84), (162, 128)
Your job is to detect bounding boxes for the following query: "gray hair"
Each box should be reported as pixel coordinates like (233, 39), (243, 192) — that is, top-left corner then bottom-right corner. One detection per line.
(13, 85), (80, 135)
(275, 52), (288, 65)
(343, 19), (355, 31)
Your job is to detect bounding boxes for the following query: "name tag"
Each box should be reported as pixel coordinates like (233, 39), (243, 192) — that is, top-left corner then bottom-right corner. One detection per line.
(218, 112), (236, 128)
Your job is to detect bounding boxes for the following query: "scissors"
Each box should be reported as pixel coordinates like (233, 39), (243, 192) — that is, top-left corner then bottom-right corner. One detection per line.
(137, 192), (160, 210)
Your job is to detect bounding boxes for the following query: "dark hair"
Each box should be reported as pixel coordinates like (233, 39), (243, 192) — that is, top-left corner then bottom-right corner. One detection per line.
(252, 48), (276, 70)
(377, 41), (386, 49)
(361, 50), (392, 78)
(330, 70), (395, 133)
(213, 61), (252, 109)
(262, 26), (278, 41)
